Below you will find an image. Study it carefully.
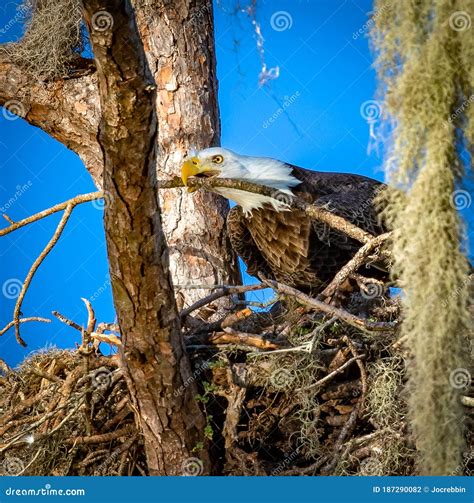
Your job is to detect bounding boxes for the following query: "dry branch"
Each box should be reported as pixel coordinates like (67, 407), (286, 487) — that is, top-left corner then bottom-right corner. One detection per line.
(262, 278), (397, 332)
(158, 177), (375, 244)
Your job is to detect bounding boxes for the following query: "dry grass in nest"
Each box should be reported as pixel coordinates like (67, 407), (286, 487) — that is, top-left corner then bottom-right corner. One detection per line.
(0, 349), (144, 476)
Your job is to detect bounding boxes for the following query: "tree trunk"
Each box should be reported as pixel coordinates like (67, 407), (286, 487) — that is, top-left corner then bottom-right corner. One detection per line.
(0, 0), (241, 474)
(133, 0), (241, 312)
(0, 2), (240, 312)
(82, 0), (208, 474)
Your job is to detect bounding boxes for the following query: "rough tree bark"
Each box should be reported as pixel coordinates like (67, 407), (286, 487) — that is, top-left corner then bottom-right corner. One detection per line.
(81, 0), (207, 474)
(0, 1), (240, 311)
(0, 0), (240, 474)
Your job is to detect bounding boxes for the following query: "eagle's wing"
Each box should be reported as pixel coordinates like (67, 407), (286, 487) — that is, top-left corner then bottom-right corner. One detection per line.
(291, 166), (386, 249)
(227, 205), (275, 279)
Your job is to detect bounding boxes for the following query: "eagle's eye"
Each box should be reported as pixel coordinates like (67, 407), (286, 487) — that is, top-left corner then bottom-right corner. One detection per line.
(212, 155), (224, 164)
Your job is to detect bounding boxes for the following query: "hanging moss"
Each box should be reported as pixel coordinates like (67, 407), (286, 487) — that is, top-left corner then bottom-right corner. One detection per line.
(370, 0), (473, 475)
(0, 0), (84, 81)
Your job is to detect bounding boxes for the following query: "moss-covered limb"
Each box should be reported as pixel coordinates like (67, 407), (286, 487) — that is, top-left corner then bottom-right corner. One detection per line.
(371, 0), (472, 475)
(158, 177), (375, 244)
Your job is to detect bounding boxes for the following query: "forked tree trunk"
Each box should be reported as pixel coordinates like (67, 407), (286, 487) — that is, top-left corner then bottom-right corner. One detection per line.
(0, 0), (240, 474)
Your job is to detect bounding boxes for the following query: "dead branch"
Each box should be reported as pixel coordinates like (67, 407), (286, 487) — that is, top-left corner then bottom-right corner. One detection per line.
(262, 278), (397, 332)
(208, 328), (279, 350)
(300, 355), (364, 391)
(180, 283), (267, 319)
(0, 192), (102, 237)
(0, 193), (103, 346)
(321, 233), (392, 298)
(52, 311), (83, 332)
(0, 317), (50, 337)
(66, 425), (133, 445)
(158, 177), (374, 244)
(321, 336), (368, 474)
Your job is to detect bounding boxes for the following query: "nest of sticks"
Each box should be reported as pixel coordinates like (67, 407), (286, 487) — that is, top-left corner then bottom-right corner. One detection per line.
(1, 281), (471, 476)
(0, 347), (144, 476)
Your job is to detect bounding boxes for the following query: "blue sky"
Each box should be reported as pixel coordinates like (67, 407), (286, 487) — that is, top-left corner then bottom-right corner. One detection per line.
(0, 0), (448, 366)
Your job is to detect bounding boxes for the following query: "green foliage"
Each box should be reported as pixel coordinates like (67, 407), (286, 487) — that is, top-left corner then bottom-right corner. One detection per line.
(370, 0), (472, 475)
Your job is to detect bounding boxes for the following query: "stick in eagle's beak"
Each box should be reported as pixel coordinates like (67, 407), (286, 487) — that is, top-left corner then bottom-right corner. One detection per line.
(181, 157), (220, 193)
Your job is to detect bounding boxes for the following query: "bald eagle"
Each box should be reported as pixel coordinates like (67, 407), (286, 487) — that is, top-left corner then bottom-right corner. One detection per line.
(181, 147), (387, 293)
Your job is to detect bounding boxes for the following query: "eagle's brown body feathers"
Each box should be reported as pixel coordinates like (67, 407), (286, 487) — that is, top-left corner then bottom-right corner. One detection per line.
(227, 165), (387, 292)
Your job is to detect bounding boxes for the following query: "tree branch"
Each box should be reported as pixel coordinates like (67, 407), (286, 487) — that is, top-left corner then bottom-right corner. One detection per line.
(0, 58), (103, 187)
(262, 277), (397, 332)
(158, 177), (375, 244)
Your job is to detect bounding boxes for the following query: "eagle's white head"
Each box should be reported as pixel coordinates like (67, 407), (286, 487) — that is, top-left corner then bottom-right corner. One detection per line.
(181, 147), (301, 216)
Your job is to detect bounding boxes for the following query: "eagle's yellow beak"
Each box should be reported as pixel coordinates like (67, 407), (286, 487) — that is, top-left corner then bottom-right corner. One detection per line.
(181, 156), (220, 193)
(181, 157), (201, 192)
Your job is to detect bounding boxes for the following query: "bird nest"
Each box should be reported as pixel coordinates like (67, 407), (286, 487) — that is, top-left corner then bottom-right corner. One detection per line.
(0, 349), (144, 476)
(0, 287), (472, 476)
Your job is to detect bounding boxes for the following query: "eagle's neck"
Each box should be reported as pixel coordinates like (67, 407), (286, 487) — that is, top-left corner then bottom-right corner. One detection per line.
(214, 157), (301, 217)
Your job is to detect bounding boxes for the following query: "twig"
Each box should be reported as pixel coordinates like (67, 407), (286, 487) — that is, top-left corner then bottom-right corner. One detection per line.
(52, 311), (83, 332)
(461, 396), (474, 407)
(0, 193), (102, 345)
(158, 177), (374, 244)
(0, 192), (102, 237)
(180, 283), (267, 319)
(208, 328), (279, 350)
(299, 355), (364, 391)
(65, 425), (133, 445)
(29, 367), (62, 383)
(262, 278), (397, 332)
(321, 233), (391, 298)
(11, 206), (74, 346)
(0, 317), (51, 337)
(321, 336), (368, 474)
